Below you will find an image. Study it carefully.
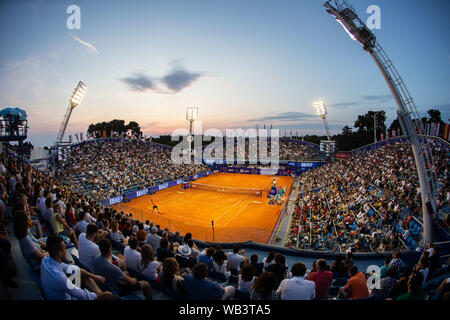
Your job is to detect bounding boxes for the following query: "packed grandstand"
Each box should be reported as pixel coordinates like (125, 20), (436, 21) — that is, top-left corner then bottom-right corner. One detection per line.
(0, 135), (449, 301)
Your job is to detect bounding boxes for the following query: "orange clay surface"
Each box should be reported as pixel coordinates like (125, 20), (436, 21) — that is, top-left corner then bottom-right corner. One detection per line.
(112, 173), (293, 244)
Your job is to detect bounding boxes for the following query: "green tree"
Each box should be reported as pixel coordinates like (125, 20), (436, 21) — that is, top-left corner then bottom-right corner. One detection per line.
(427, 109), (442, 123)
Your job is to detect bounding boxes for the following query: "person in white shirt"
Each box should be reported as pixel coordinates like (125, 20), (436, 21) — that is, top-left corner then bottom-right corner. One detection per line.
(138, 244), (162, 281)
(40, 234), (115, 300)
(124, 236), (141, 273)
(78, 224), (106, 272)
(238, 263), (255, 292)
(74, 211), (89, 235)
(228, 245), (246, 271)
(277, 262), (316, 300)
(42, 197), (54, 224)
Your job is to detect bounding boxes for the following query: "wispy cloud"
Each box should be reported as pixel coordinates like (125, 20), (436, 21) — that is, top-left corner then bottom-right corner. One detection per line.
(247, 111), (316, 122)
(333, 94), (393, 109)
(120, 73), (155, 92)
(71, 35), (99, 55)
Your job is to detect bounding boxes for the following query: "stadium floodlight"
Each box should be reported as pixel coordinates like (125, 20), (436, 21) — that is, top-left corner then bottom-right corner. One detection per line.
(186, 107), (198, 175)
(186, 106), (198, 122)
(70, 81), (87, 107)
(313, 99), (331, 140)
(324, 0), (436, 245)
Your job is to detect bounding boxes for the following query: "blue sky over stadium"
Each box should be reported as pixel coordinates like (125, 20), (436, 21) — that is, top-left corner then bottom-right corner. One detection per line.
(0, 0), (449, 146)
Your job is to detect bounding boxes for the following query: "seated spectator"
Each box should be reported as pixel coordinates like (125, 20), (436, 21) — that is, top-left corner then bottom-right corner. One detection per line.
(379, 256), (392, 278)
(197, 247), (215, 270)
(138, 244), (162, 282)
(171, 230), (183, 245)
(109, 220), (126, 253)
(369, 266), (397, 299)
(157, 238), (175, 262)
(65, 203), (76, 228)
(416, 256), (429, 285)
(145, 226), (162, 253)
(73, 211), (89, 236)
(390, 266), (414, 298)
(396, 270), (427, 300)
(263, 252), (276, 271)
(51, 204), (78, 249)
(307, 259), (333, 300)
(186, 239), (200, 260)
(249, 271), (281, 300)
(159, 257), (185, 294)
(124, 236), (141, 273)
(250, 254), (264, 276)
(339, 266), (369, 300)
(92, 239), (152, 300)
(331, 254), (348, 277)
(136, 223), (147, 245)
(266, 253), (288, 284)
(78, 224), (102, 272)
(40, 235), (115, 300)
(13, 210), (47, 273)
(212, 249), (231, 279)
(0, 226), (17, 288)
(238, 263), (255, 292)
(389, 250), (405, 270)
(278, 262), (316, 300)
(228, 245), (246, 272)
(183, 262), (235, 300)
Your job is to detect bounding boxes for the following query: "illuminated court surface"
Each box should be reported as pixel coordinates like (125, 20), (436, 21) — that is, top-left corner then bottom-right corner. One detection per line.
(113, 173), (293, 243)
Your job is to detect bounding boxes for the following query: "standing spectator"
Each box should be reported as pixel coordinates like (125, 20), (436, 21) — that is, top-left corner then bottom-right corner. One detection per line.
(307, 259), (333, 300)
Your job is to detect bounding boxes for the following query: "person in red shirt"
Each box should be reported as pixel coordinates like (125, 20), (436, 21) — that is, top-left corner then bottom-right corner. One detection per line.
(340, 266), (369, 300)
(307, 259), (333, 300)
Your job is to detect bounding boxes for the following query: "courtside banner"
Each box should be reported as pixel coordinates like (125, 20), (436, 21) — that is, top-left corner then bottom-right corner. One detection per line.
(335, 152), (351, 159)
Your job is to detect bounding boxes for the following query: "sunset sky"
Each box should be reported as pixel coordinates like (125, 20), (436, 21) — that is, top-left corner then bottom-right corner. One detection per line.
(0, 0), (449, 147)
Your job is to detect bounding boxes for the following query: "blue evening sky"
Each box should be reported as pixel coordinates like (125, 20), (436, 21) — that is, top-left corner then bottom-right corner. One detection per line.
(0, 0), (449, 146)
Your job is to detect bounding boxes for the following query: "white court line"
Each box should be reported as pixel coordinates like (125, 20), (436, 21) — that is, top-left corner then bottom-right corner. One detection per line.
(214, 194), (251, 224)
(223, 197), (253, 227)
(253, 201), (262, 204)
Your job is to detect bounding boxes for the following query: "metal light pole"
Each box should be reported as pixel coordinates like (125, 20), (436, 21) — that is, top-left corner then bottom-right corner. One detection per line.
(324, 0), (435, 245)
(186, 107), (198, 177)
(313, 99), (331, 140)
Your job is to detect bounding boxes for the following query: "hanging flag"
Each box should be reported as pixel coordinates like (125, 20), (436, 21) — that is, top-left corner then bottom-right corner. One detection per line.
(392, 129), (396, 137)
(263, 124), (266, 129)
(284, 130), (286, 137)
(69, 135), (72, 144)
(443, 123), (449, 141)
(80, 132), (83, 141)
(386, 130), (390, 139)
(75, 133), (79, 141)
(435, 122), (440, 136)
(380, 132), (384, 141)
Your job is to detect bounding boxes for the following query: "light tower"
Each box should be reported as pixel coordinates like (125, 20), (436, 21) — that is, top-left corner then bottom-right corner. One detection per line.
(53, 81), (87, 165)
(324, 0), (436, 245)
(186, 106), (198, 176)
(313, 99), (331, 140)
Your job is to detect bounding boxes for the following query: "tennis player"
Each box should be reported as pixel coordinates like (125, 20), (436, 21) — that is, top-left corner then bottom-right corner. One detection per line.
(150, 198), (160, 214)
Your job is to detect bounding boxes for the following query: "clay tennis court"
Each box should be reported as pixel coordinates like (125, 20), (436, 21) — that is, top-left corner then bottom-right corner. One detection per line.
(112, 173), (293, 243)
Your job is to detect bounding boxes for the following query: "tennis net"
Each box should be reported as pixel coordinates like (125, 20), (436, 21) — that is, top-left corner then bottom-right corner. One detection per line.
(190, 182), (262, 196)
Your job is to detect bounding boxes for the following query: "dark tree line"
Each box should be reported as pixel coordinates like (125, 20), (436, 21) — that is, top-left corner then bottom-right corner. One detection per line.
(87, 119), (142, 138)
